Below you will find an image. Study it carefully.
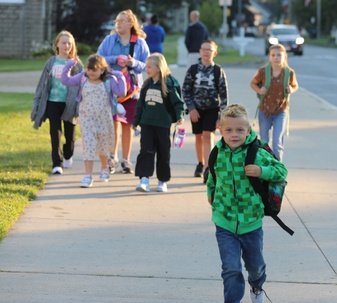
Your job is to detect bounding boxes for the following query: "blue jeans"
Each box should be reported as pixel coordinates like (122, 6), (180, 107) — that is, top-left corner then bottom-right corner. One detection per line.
(215, 226), (266, 303)
(258, 110), (287, 161)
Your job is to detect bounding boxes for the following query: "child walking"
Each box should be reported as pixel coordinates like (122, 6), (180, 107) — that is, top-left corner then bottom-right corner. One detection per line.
(206, 104), (287, 303)
(61, 54), (126, 188)
(31, 30), (83, 174)
(182, 39), (228, 183)
(132, 53), (185, 192)
(250, 43), (298, 161)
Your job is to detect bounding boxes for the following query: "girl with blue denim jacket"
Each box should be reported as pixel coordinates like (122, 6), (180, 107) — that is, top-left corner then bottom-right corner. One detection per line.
(97, 9), (150, 174)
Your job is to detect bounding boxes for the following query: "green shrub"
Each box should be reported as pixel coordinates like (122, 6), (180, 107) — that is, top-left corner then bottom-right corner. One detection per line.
(77, 42), (95, 55)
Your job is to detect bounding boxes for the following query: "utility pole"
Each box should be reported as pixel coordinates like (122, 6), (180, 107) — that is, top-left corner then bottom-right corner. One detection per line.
(219, 0), (232, 49)
(238, 0), (242, 32)
(316, 0), (321, 38)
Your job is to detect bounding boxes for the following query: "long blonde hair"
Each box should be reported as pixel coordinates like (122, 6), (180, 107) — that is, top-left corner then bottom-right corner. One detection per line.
(146, 53), (171, 97)
(53, 30), (78, 59)
(114, 9), (146, 39)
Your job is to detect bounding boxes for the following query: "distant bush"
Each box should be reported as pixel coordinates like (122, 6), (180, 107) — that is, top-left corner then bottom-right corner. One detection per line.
(77, 42), (96, 55)
(30, 40), (53, 59)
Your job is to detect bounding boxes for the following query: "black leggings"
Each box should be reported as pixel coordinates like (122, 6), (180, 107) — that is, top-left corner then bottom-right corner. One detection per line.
(46, 101), (76, 168)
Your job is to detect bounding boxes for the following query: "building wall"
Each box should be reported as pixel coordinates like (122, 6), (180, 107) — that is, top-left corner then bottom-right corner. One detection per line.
(0, 0), (52, 58)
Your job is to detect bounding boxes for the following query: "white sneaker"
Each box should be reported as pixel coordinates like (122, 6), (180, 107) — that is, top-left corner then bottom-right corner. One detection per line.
(157, 181), (167, 192)
(100, 168), (110, 182)
(81, 175), (93, 188)
(52, 166), (63, 174)
(136, 177), (150, 192)
(63, 157), (73, 168)
(250, 287), (264, 303)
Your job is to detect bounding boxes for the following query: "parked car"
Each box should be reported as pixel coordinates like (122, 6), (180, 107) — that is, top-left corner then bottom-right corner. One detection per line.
(265, 24), (304, 56)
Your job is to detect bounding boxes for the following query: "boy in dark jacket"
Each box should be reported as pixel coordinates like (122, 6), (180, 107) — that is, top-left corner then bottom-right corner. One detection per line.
(206, 104), (287, 303)
(182, 40), (228, 183)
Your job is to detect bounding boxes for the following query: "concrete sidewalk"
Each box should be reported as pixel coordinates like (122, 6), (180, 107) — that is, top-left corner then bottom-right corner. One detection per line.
(1, 63), (337, 302)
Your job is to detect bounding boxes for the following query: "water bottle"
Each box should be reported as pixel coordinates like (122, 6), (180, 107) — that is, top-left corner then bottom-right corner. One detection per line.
(174, 127), (186, 148)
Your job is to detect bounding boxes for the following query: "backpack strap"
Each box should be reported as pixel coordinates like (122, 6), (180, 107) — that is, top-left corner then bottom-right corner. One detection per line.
(246, 139), (294, 236)
(283, 66), (291, 101)
(208, 138), (226, 203)
(253, 64), (271, 124)
(76, 75), (88, 102)
(190, 64), (198, 86)
(213, 64), (221, 92)
(103, 78), (117, 114)
(283, 66), (291, 136)
(129, 34), (137, 57)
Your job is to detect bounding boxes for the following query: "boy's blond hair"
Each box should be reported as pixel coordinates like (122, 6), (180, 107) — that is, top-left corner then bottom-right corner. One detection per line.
(220, 104), (250, 126)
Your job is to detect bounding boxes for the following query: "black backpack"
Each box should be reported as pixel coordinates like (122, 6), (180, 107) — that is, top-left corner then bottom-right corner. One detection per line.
(142, 75), (182, 123)
(208, 137), (294, 236)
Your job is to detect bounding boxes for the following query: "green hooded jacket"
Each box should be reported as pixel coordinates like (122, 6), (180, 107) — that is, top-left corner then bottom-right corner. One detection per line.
(206, 129), (288, 235)
(133, 75), (185, 129)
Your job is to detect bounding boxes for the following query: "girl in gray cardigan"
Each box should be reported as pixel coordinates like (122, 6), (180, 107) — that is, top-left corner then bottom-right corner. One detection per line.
(30, 30), (83, 174)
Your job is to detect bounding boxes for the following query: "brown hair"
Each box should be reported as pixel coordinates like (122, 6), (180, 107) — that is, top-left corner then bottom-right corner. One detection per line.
(86, 54), (109, 81)
(201, 40), (218, 52)
(268, 43), (289, 67)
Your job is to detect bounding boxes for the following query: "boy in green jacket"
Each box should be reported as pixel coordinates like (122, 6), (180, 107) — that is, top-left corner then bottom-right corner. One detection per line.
(206, 104), (287, 303)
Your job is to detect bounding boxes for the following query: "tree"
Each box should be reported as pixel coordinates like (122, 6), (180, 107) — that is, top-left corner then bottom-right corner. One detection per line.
(200, 0), (222, 37)
(292, 0), (337, 35)
(55, 0), (113, 45)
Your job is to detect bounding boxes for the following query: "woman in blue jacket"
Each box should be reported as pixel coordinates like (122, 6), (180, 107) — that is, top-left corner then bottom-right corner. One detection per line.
(97, 9), (150, 174)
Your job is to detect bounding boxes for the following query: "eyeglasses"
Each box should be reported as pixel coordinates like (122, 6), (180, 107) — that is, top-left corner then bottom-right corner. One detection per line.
(201, 48), (216, 53)
(114, 19), (129, 24)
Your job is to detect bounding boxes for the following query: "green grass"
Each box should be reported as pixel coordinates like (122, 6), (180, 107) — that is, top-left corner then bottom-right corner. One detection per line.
(0, 93), (51, 240)
(0, 58), (48, 72)
(304, 36), (337, 48)
(0, 34), (260, 72)
(163, 34), (261, 66)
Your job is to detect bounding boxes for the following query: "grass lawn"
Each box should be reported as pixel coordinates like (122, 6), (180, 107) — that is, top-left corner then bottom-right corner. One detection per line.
(0, 93), (52, 240)
(163, 34), (260, 65)
(0, 34), (261, 73)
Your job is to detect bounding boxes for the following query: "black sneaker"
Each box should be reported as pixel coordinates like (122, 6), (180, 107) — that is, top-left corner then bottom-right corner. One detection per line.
(203, 167), (210, 184)
(121, 159), (134, 174)
(194, 162), (204, 177)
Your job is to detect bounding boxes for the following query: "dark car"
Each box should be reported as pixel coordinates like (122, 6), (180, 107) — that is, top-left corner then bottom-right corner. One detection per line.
(265, 24), (304, 56)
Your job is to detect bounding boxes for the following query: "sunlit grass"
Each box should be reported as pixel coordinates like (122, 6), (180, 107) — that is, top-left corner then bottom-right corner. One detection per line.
(0, 93), (51, 240)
